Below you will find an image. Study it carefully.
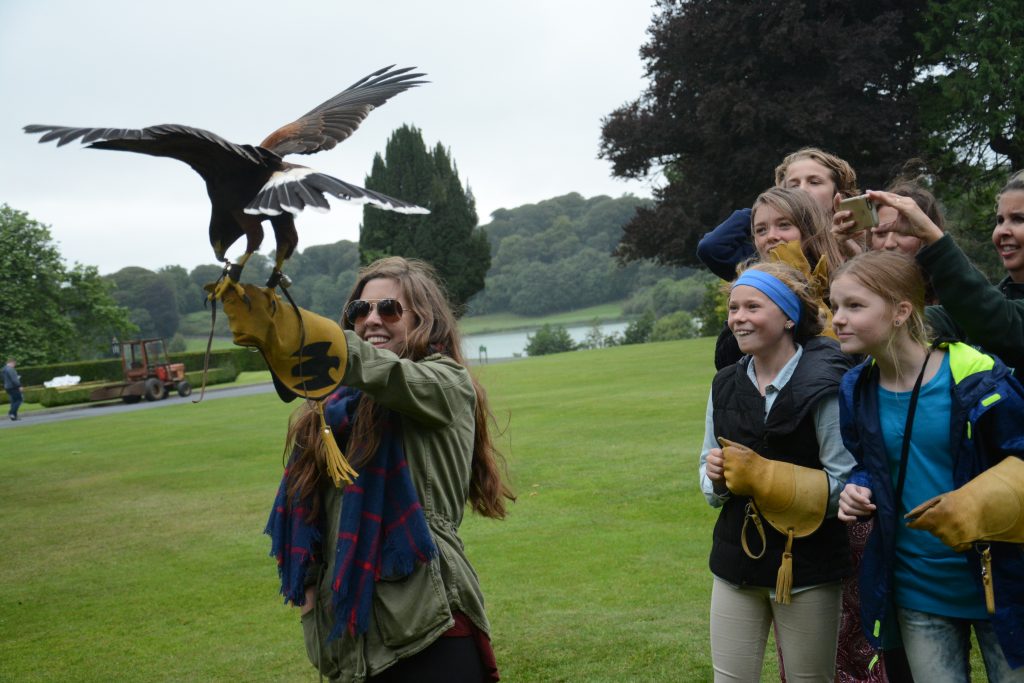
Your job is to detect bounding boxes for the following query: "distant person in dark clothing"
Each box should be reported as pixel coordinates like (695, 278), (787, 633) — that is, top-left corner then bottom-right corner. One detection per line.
(3, 358), (23, 420)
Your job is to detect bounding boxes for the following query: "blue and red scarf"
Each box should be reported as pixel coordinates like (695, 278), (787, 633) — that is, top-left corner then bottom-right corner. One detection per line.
(266, 386), (438, 639)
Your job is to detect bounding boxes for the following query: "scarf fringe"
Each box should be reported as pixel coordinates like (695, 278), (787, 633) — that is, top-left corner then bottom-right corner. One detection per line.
(267, 387), (438, 640)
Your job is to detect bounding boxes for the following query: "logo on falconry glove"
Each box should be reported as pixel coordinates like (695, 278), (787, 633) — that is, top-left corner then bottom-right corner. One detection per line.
(213, 283), (348, 402)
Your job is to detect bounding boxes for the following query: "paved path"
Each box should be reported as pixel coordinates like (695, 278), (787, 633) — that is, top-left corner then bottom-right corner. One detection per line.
(1, 382), (276, 429)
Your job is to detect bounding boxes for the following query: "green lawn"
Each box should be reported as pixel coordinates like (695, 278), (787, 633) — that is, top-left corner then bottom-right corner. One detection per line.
(458, 301), (628, 335)
(0, 338), (987, 681)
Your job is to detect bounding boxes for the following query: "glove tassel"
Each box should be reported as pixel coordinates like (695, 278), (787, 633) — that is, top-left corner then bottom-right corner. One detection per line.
(775, 529), (795, 605)
(979, 544), (995, 614)
(314, 401), (358, 487)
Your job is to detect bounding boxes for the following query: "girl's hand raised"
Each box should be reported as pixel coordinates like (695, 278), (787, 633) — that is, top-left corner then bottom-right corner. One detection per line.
(866, 190), (944, 247)
(838, 483), (876, 522)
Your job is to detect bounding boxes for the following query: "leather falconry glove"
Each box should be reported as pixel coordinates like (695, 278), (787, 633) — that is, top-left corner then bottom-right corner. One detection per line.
(719, 436), (829, 604)
(906, 456), (1024, 614)
(905, 456), (1024, 550)
(212, 282), (356, 486)
(766, 241), (837, 340)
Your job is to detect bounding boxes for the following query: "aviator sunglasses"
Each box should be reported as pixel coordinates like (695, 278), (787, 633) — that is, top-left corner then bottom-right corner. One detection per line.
(344, 298), (405, 325)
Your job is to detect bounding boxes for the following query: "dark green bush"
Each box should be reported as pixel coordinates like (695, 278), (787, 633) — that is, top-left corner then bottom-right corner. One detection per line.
(525, 324), (576, 356)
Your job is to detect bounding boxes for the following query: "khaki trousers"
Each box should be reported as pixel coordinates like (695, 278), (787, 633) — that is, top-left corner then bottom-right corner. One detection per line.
(710, 577), (842, 682)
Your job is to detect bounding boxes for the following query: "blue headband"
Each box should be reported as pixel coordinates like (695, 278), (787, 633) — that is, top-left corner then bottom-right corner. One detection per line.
(732, 270), (802, 325)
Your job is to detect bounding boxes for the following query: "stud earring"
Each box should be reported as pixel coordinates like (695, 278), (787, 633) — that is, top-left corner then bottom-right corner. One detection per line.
(784, 321), (795, 330)
(894, 320), (902, 327)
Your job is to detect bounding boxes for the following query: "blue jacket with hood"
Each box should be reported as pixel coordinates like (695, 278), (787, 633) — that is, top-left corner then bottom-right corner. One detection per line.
(839, 342), (1024, 668)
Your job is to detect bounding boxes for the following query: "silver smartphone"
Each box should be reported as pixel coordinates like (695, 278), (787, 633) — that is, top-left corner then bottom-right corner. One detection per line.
(836, 194), (879, 231)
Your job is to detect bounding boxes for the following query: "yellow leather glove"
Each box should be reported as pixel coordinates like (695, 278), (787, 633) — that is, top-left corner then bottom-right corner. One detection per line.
(719, 437), (829, 604)
(719, 437), (828, 533)
(906, 457), (1024, 552)
(211, 282), (348, 402)
(766, 241), (837, 340)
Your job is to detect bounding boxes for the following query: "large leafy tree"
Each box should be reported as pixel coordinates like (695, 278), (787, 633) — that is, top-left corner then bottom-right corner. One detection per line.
(105, 267), (180, 339)
(600, 0), (927, 267)
(0, 204), (135, 364)
(909, 0), (1024, 282)
(915, 0), (1024, 173)
(360, 125), (490, 311)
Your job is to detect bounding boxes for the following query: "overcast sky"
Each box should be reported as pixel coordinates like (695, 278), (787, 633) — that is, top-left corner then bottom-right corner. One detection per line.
(1, 0), (659, 274)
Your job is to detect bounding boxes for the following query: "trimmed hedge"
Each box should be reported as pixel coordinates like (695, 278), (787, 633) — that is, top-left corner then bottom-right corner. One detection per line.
(18, 359), (122, 386)
(17, 346), (266, 386)
(36, 366), (242, 408)
(184, 366), (239, 387)
(39, 382), (113, 407)
(0, 387), (44, 405)
(169, 347), (267, 373)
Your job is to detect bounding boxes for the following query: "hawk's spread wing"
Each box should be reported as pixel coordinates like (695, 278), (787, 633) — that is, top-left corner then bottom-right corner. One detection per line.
(258, 65), (427, 157)
(23, 123), (272, 180)
(246, 165), (430, 217)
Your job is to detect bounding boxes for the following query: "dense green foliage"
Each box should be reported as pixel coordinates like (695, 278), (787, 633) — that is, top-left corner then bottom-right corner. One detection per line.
(106, 266), (181, 339)
(916, 0), (1024, 173)
(0, 204), (136, 364)
(361, 125), (491, 311)
(525, 324), (576, 356)
(471, 193), (688, 316)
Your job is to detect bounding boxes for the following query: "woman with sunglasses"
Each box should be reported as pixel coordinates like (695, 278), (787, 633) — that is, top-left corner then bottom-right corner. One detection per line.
(269, 256), (513, 683)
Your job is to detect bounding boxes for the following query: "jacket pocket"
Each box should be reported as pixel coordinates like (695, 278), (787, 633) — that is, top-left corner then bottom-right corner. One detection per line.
(301, 598), (343, 678)
(372, 559), (451, 648)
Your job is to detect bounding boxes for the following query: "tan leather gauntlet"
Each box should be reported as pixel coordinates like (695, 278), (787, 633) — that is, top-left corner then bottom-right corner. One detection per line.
(719, 437), (829, 604)
(906, 456), (1024, 552)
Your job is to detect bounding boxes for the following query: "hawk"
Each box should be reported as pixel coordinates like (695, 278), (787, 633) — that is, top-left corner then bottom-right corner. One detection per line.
(25, 65), (429, 297)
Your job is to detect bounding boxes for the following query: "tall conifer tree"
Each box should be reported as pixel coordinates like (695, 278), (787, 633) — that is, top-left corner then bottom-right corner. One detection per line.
(361, 125), (490, 312)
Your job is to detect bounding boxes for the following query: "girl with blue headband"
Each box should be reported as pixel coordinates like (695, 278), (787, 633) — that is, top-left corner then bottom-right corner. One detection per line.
(700, 261), (856, 680)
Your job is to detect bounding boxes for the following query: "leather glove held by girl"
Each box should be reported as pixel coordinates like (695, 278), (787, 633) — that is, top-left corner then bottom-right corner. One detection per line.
(212, 283), (348, 402)
(906, 456), (1024, 552)
(718, 437), (828, 536)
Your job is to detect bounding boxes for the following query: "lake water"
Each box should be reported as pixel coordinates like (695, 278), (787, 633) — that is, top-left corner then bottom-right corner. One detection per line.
(462, 321), (630, 361)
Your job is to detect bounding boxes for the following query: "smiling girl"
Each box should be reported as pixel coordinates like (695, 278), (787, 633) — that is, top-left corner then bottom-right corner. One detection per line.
(832, 251), (1024, 681)
(266, 256), (512, 683)
(697, 148), (859, 281)
(700, 261), (855, 681)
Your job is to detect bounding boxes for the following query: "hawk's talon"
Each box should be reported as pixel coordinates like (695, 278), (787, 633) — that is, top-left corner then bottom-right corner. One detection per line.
(210, 276), (247, 302)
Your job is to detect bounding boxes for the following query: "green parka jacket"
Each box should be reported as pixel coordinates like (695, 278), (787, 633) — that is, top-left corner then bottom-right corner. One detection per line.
(300, 331), (489, 682)
(920, 234), (1024, 370)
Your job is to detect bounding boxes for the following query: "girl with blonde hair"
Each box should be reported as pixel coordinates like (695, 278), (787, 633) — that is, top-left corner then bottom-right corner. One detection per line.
(833, 251), (1024, 681)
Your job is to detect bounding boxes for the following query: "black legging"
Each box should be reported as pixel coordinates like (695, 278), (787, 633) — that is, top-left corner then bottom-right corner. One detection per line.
(368, 636), (485, 683)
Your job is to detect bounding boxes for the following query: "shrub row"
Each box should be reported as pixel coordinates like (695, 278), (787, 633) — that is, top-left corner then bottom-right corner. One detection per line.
(0, 387), (45, 405)
(17, 347), (266, 386)
(34, 366), (243, 408)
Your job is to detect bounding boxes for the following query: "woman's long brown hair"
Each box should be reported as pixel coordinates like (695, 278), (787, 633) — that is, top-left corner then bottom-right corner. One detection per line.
(283, 256), (514, 522)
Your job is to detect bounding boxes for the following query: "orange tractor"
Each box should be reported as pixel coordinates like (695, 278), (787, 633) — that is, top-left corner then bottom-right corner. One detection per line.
(89, 338), (191, 403)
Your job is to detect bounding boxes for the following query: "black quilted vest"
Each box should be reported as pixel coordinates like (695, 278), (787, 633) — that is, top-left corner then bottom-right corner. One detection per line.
(709, 337), (852, 588)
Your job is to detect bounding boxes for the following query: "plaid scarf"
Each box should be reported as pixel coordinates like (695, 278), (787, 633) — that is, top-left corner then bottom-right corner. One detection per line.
(266, 386), (438, 639)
